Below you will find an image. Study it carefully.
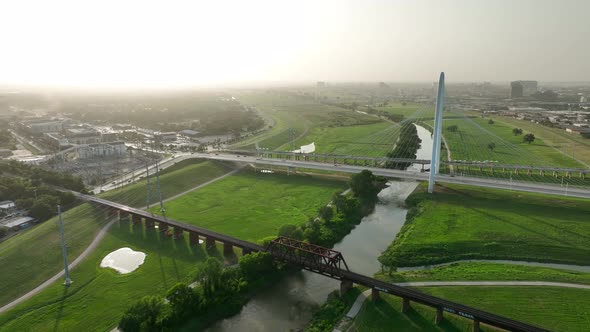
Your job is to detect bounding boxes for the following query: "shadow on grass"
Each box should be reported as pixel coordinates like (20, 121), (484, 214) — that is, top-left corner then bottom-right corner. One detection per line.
(52, 286), (69, 332)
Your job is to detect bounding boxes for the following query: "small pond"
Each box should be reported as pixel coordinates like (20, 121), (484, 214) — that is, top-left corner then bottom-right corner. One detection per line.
(100, 247), (146, 274)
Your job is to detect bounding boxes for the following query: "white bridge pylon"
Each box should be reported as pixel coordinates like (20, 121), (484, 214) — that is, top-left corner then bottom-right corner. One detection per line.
(428, 72), (445, 194)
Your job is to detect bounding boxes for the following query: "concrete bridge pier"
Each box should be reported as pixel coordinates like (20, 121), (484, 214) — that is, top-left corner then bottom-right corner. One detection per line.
(132, 214), (142, 226)
(206, 237), (216, 249)
(435, 308), (443, 324)
(371, 288), (380, 302)
(340, 279), (353, 296)
(173, 228), (183, 240)
(189, 232), (200, 245)
(581, 172), (585, 179)
(401, 297), (410, 313)
(145, 219), (155, 229)
(223, 243), (233, 255)
(119, 211), (129, 221)
(473, 319), (480, 332)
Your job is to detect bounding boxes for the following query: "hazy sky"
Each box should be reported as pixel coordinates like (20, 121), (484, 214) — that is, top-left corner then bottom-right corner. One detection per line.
(1, 0), (589, 87)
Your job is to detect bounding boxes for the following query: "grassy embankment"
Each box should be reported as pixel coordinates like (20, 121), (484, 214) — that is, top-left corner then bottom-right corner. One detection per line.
(0, 219), (224, 332)
(234, 92), (402, 157)
(378, 262), (590, 285)
(0, 159), (235, 308)
(99, 159), (234, 207)
(152, 169), (348, 242)
(380, 183), (590, 267)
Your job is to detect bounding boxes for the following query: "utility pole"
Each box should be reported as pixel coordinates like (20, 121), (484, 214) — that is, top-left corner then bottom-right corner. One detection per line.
(57, 205), (72, 286)
(146, 162), (152, 211)
(155, 162), (166, 218)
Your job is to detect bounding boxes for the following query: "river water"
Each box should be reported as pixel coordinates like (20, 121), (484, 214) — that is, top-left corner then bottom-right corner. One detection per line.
(206, 125), (433, 332)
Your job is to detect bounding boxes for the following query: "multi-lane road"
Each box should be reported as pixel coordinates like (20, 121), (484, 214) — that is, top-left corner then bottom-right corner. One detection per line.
(99, 151), (590, 199)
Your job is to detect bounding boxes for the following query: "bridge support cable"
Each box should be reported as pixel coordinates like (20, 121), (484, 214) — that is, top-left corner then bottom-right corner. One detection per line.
(428, 72), (445, 193)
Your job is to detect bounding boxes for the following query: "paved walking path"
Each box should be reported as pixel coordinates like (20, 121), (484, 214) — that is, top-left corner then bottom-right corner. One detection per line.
(0, 218), (118, 314)
(395, 280), (590, 289)
(162, 167), (243, 204)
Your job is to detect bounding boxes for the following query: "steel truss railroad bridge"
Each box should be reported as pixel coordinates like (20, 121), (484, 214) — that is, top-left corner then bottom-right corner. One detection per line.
(77, 192), (549, 332)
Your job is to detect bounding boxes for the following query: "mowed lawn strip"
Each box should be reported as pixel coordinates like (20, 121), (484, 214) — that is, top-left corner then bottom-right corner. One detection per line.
(99, 159), (234, 208)
(420, 286), (590, 332)
(377, 262), (590, 285)
(156, 170), (347, 242)
(0, 220), (215, 332)
(380, 183), (590, 267)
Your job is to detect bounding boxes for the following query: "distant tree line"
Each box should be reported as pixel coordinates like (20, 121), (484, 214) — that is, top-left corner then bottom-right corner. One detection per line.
(0, 160), (85, 222)
(386, 123), (422, 170)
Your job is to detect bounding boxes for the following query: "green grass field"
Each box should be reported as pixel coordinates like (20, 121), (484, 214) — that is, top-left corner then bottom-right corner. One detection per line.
(292, 121), (398, 157)
(380, 183), (590, 267)
(349, 292), (494, 332)
(0, 160), (234, 308)
(350, 287), (590, 332)
(233, 91), (399, 157)
(152, 170), (347, 242)
(0, 219), (226, 332)
(441, 117), (583, 168)
(99, 159), (234, 208)
(378, 262), (590, 285)
(489, 114), (590, 167)
(0, 204), (108, 308)
(421, 286), (590, 332)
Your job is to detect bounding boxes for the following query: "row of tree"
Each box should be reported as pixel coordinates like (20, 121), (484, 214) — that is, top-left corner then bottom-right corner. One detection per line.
(119, 253), (282, 331)
(274, 170), (386, 248)
(385, 123), (422, 170)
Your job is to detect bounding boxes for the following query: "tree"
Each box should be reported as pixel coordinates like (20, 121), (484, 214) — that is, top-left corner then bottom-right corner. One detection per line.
(166, 283), (202, 322)
(523, 133), (536, 144)
(447, 125), (458, 132)
(349, 170), (379, 202)
(512, 128), (523, 136)
(196, 257), (223, 298)
(278, 224), (297, 237)
(239, 252), (275, 281)
(331, 192), (347, 213)
(29, 195), (59, 221)
(318, 206), (334, 222)
(487, 142), (496, 151)
(488, 119), (495, 125)
(118, 296), (163, 332)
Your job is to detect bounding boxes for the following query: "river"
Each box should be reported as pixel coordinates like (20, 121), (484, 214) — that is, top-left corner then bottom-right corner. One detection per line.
(206, 125), (433, 332)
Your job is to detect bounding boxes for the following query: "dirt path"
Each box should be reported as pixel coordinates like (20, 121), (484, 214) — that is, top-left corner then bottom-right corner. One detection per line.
(0, 218), (118, 314)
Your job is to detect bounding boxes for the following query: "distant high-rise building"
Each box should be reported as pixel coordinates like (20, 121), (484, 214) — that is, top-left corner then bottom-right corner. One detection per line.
(510, 80), (538, 98)
(317, 81), (326, 87)
(510, 81), (523, 98)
